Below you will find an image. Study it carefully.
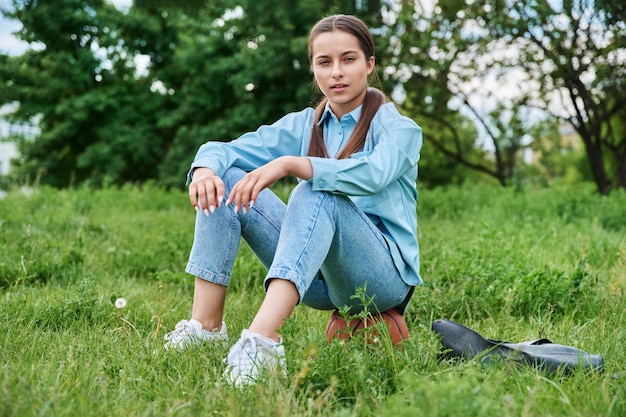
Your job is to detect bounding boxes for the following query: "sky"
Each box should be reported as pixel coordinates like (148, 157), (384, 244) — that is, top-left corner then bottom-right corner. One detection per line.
(0, 0), (28, 56)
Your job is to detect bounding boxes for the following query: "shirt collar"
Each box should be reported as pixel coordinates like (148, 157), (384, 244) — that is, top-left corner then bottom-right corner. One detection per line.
(317, 102), (362, 126)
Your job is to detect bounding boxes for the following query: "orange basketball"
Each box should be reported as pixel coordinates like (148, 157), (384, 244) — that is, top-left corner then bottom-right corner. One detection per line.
(325, 309), (409, 345)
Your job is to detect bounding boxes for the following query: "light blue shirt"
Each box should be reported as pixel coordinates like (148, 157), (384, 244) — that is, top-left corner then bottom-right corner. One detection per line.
(189, 102), (423, 287)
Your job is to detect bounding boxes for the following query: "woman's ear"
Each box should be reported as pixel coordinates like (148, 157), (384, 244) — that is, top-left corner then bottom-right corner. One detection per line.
(366, 56), (375, 75)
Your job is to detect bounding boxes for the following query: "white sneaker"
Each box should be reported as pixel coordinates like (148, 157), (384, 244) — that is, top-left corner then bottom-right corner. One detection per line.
(163, 319), (228, 351)
(223, 329), (286, 387)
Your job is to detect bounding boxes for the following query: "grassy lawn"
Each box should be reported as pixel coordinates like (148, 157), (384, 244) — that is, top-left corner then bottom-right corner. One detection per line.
(1, 183), (624, 416)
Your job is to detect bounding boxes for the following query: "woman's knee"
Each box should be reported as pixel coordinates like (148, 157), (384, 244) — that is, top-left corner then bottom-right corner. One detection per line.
(222, 166), (247, 190)
(289, 180), (334, 205)
(289, 180), (314, 199)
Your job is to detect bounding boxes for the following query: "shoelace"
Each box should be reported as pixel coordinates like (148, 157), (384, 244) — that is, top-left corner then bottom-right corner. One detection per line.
(164, 320), (195, 342)
(226, 335), (258, 371)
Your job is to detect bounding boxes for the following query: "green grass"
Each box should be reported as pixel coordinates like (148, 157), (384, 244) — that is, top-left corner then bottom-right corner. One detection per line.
(1, 182), (625, 416)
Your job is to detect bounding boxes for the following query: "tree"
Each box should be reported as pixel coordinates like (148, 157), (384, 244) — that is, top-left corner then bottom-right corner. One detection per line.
(384, 0), (541, 187)
(503, 0), (626, 194)
(389, 0), (626, 193)
(0, 0), (169, 187)
(0, 0), (385, 188)
(143, 0), (385, 187)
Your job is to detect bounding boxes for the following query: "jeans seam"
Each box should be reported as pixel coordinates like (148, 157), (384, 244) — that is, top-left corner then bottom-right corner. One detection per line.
(275, 191), (329, 302)
(345, 196), (390, 252)
(293, 190), (328, 273)
(248, 203), (282, 233)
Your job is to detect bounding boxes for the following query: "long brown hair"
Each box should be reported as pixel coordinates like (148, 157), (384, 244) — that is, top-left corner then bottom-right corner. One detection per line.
(306, 15), (386, 159)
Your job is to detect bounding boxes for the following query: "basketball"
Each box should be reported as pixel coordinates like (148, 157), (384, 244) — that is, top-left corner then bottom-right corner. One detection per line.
(325, 308), (409, 345)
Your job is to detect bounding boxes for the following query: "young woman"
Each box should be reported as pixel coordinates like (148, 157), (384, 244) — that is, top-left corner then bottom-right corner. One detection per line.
(164, 14), (423, 387)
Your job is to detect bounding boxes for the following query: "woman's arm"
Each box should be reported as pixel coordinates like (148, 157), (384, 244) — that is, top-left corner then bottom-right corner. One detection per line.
(226, 156), (313, 212)
(188, 109), (315, 183)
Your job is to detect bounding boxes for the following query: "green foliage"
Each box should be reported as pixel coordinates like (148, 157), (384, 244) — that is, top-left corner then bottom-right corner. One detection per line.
(0, 0), (386, 189)
(391, 0), (626, 193)
(1, 0), (171, 187)
(1, 0), (624, 192)
(0, 184), (625, 416)
(388, 0), (544, 187)
(517, 120), (595, 189)
(412, 112), (494, 188)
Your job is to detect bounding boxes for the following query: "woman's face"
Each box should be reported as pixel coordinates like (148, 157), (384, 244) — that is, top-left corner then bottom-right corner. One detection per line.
(311, 30), (375, 118)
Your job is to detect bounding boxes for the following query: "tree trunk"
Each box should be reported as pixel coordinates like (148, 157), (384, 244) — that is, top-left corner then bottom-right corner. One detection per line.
(615, 148), (626, 190)
(580, 133), (613, 195)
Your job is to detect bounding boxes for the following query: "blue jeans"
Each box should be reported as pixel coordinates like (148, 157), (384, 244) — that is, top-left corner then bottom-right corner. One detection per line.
(186, 167), (412, 313)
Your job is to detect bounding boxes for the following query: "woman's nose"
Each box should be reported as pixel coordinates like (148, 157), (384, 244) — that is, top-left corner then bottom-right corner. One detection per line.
(331, 63), (343, 78)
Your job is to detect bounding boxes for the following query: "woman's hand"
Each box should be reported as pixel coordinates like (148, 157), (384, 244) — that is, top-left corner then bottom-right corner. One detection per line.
(189, 167), (224, 215)
(227, 156), (313, 213)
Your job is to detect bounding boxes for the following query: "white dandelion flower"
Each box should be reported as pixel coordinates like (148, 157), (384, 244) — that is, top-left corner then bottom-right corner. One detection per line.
(115, 298), (127, 309)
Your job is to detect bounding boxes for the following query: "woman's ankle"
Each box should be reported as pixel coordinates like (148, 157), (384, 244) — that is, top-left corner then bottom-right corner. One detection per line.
(192, 317), (224, 332)
(248, 325), (281, 342)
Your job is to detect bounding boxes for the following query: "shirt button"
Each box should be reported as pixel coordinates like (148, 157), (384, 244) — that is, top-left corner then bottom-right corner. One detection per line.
(319, 180), (326, 187)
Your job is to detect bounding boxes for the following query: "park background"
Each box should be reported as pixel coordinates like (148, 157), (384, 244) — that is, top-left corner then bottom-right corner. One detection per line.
(0, 0), (625, 416)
